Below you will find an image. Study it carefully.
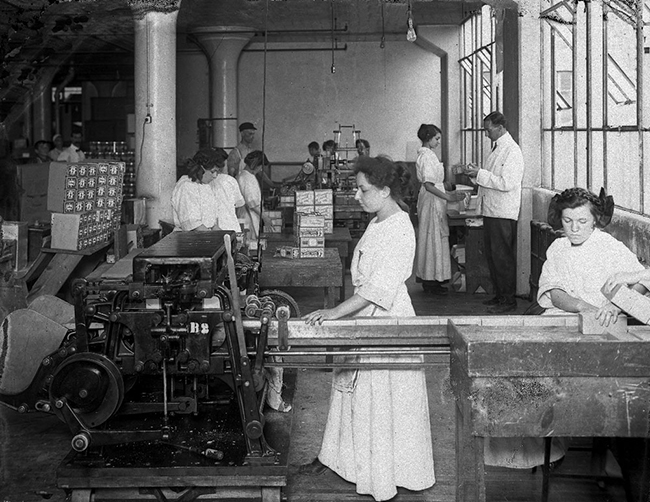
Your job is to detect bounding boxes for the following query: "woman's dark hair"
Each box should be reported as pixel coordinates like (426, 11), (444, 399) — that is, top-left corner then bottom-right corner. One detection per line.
(184, 159), (206, 183)
(244, 150), (270, 170)
(547, 187), (614, 230)
(355, 139), (370, 149)
(184, 147), (228, 182)
(417, 124), (442, 143)
(192, 147), (228, 171)
(353, 155), (411, 203)
(308, 141), (320, 151)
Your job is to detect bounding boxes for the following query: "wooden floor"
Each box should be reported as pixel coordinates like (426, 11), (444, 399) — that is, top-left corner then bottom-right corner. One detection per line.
(0, 272), (630, 502)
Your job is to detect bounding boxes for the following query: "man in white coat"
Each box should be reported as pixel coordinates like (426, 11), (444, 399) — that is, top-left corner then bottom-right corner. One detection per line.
(463, 111), (524, 314)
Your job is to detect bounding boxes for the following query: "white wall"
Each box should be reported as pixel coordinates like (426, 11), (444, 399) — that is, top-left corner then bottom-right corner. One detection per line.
(236, 40), (441, 165)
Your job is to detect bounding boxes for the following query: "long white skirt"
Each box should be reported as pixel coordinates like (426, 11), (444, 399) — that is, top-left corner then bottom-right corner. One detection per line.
(318, 355), (435, 501)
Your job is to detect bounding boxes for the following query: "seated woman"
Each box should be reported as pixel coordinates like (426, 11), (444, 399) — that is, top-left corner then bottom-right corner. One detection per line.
(192, 147), (245, 232)
(537, 187), (647, 323)
(486, 187), (647, 471)
(171, 157), (219, 232)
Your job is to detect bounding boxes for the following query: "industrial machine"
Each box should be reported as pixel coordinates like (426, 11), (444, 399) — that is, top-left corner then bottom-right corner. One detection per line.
(0, 230), (303, 500)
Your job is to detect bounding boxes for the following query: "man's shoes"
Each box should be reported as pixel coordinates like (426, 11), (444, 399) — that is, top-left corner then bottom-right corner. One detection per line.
(482, 296), (503, 306)
(487, 299), (517, 314)
(298, 458), (329, 475)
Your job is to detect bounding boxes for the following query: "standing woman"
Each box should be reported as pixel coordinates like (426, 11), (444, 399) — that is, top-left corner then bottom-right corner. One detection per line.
(236, 151), (271, 245)
(415, 124), (465, 295)
(171, 157), (219, 232)
(301, 156), (435, 502)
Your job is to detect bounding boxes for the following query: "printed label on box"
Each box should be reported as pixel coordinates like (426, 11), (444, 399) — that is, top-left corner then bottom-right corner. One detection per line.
(314, 189), (333, 205)
(299, 248), (325, 258)
(296, 237), (325, 248)
(295, 190), (315, 206)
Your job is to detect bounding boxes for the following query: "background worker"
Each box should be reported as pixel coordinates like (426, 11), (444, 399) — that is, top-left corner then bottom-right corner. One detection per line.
(57, 132), (86, 163)
(463, 111), (524, 314)
(49, 134), (64, 161)
(227, 122), (257, 178)
(32, 140), (52, 163)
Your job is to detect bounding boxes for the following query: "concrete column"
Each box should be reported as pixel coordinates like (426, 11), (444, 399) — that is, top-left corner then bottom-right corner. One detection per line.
(190, 26), (254, 150)
(131, 0), (181, 228)
(32, 77), (52, 143)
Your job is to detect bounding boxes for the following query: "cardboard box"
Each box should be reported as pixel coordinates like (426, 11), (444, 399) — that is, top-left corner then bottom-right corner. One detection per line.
(324, 220), (334, 234)
(299, 248), (325, 258)
(295, 236), (325, 248)
(295, 190), (315, 206)
(1, 221), (28, 270)
(51, 212), (111, 251)
(314, 189), (333, 205)
(17, 163), (50, 223)
(314, 204), (334, 219)
(48, 161), (125, 214)
(296, 227), (324, 238)
(294, 213), (325, 229)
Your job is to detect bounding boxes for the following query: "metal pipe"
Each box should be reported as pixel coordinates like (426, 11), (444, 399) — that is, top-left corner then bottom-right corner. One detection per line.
(243, 44), (347, 53)
(255, 348), (451, 357)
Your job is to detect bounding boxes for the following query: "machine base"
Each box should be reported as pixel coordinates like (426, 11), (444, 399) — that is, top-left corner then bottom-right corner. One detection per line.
(56, 372), (295, 502)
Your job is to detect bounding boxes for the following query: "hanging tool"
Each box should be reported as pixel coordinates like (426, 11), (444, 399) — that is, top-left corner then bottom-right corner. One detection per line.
(161, 441), (224, 461)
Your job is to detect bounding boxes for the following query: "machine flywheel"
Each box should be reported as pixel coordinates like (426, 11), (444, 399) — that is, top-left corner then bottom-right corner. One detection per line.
(49, 353), (124, 429)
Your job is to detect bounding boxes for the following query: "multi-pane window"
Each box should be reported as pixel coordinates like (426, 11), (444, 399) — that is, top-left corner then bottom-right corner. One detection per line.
(460, 5), (498, 168)
(541, 0), (650, 214)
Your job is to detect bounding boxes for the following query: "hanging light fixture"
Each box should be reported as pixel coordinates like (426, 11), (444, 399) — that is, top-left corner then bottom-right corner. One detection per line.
(406, 0), (417, 43)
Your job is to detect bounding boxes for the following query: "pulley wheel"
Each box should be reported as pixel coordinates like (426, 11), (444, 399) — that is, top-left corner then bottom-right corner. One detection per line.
(259, 289), (301, 319)
(49, 353), (124, 429)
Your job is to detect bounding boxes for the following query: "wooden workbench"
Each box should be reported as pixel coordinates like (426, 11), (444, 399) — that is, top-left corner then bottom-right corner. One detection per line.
(449, 319), (650, 502)
(259, 247), (342, 309)
(262, 227), (351, 302)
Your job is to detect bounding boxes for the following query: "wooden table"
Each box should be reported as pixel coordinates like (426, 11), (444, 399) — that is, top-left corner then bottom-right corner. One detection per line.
(259, 247), (342, 308)
(449, 319), (650, 502)
(262, 227), (351, 301)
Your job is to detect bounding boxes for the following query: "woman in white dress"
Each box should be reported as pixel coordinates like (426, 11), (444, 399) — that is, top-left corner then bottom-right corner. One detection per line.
(485, 187), (648, 470)
(236, 151), (273, 245)
(301, 156), (435, 501)
(415, 124), (465, 295)
(192, 147), (245, 232)
(170, 158), (219, 232)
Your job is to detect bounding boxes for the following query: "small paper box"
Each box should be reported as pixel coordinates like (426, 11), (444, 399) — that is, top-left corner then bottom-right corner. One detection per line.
(295, 190), (315, 206)
(314, 189), (334, 205)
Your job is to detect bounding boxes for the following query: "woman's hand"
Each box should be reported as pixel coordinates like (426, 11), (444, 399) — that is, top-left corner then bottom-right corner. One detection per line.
(595, 302), (621, 327)
(303, 309), (338, 326)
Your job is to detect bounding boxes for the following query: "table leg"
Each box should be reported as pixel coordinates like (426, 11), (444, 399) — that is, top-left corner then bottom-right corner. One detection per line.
(456, 399), (486, 502)
(339, 257), (346, 302)
(324, 287), (338, 308)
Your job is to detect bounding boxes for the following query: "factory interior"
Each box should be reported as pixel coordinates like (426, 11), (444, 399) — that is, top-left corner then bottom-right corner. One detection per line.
(1, 0), (650, 501)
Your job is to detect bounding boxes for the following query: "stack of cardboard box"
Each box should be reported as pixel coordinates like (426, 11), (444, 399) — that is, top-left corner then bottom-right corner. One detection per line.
(47, 161), (125, 251)
(294, 213), (325, 258)
(294, 189), (333, 234)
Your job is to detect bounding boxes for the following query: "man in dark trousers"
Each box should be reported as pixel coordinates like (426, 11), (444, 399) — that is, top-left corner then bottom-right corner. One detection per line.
(463, 111), (524, 313)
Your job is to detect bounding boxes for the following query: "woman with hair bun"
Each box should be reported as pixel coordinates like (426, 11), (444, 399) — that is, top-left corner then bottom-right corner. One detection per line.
(170, 154), (220, 232)
(415, 124), (466, 295)
(300, 156), (435, 501)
